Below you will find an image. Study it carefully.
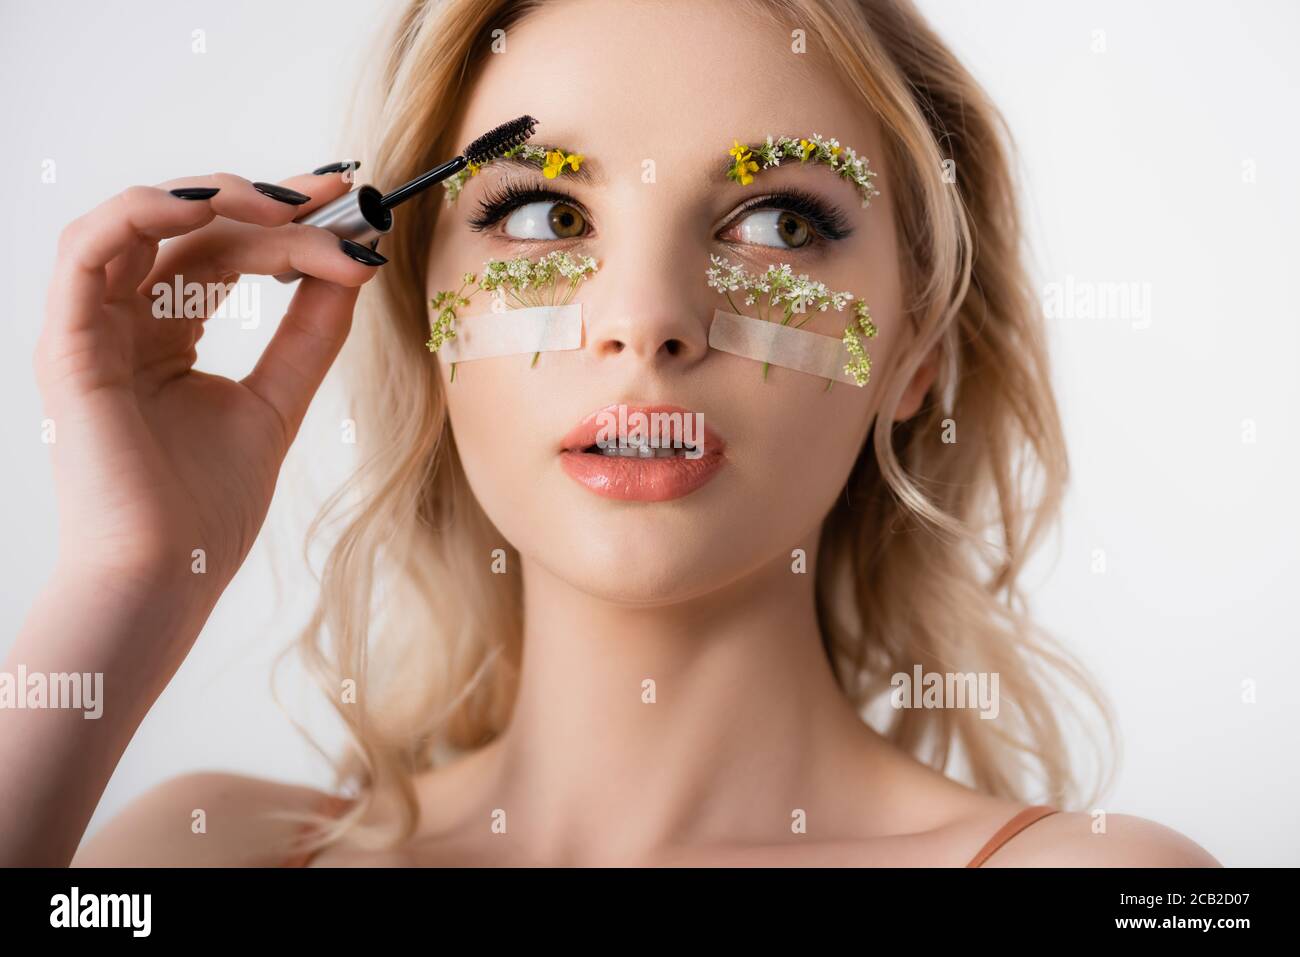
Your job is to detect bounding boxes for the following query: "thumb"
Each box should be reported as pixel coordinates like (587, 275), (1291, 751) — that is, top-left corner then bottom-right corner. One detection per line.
(241, 276), (361, 444)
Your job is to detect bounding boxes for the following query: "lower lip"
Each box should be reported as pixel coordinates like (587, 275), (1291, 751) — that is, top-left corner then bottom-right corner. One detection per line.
(560, 449), (726, 501)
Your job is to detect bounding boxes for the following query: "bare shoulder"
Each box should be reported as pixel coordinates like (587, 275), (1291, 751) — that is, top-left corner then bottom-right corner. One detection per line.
(982, 810), (1222, 867)
(72, 771), (333, 867)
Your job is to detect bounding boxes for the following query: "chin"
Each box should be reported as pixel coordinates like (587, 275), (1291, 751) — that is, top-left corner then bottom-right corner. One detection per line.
(539, 524), (752, 607)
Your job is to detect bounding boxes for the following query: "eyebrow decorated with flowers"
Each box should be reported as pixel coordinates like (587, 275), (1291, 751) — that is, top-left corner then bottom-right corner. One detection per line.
(723, 134), (880, 206)
(442, 143), (590, 203)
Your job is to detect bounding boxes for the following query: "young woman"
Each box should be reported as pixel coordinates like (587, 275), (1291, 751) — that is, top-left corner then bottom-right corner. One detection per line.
(6, 0), (1218, 866)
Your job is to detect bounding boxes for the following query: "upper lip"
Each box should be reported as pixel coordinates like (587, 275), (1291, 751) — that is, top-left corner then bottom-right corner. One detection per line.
(559, 403), (727, 455)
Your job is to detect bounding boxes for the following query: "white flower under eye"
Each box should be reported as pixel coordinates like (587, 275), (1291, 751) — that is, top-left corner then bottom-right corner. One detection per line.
(428, 252), (599, 377)
(704, 254), (877, 389)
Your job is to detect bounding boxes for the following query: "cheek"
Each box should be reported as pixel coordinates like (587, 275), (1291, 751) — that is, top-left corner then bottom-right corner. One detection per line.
(721, 369), (873, 540)
(441, 361), (556, 545)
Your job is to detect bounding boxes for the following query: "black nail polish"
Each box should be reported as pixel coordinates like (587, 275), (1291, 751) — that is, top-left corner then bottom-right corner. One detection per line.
(252, 182), (311, 206)
(169, 187), (220, 200)
(312, 161), (361, 175)
(339, 238), (387, 266)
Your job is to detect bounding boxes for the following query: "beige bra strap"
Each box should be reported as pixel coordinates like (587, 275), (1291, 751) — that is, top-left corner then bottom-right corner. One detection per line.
(965, 805), (1060, 868)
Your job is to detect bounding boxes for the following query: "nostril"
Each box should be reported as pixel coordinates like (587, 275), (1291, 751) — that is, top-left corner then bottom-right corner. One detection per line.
(664, 339), (683, 356)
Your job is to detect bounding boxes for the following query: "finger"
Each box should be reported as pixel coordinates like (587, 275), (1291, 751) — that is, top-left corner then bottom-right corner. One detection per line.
(166, 169), (355, 227)
(48, 185), (219, 335)
(130, 221), (381, 381)
(275, 165), (362, 208)
(104, 237), (165, 300)
(105, 177), (233, 298)
(149, 218), (386, 301)
(242, 277), (360, 442)
(144, 169), (359, 293)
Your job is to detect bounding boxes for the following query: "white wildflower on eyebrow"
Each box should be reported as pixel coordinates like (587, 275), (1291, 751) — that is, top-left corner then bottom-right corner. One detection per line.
(724, 132), (880, 206)
(704, 254), (877, 389)
(514, 144), (550, 164)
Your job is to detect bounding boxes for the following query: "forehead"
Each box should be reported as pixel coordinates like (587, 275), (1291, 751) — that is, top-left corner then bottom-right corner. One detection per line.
(450, 0), (880, 183)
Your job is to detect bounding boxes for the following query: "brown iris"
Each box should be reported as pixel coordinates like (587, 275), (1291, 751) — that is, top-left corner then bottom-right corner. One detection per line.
(549, 202), (586, 238)
(777, 211), (811, 248)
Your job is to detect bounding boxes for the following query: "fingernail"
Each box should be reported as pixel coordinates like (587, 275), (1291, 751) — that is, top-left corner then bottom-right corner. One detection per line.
(252, 182), (311, 206)
(312, 161), (361, 175)
(339, 238), (387, 266)
(170, 187), (220, 200)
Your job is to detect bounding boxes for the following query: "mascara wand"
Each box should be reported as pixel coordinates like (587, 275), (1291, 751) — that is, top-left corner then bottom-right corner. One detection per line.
(274, 114), (538, 283)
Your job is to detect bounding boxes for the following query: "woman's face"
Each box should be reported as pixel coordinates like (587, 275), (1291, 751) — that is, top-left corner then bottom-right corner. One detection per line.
(426, 0), (910, 604)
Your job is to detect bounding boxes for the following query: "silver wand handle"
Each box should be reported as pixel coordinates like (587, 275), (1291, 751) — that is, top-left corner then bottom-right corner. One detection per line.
(274, 184), (393, 283)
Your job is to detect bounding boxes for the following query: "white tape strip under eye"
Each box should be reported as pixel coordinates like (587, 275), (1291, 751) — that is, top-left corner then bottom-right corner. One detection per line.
(708, 310), (859, 385)
(437, 304), (583, 363)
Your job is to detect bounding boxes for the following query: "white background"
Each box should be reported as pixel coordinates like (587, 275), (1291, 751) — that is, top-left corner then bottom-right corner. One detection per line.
(1, 1), (1296, 865)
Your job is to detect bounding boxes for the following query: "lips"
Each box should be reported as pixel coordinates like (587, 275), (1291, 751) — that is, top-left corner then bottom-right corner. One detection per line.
(559, 403), (727, 502)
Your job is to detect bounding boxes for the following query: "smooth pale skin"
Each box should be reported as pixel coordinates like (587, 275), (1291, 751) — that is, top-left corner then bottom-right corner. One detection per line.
(52, 0), (1218, 867)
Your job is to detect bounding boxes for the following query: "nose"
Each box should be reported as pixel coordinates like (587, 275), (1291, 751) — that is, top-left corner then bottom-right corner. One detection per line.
(580, 252), (710, 370)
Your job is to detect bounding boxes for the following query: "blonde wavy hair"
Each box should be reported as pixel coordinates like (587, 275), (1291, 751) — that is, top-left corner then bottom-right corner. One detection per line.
(278, 0), (1117, 854)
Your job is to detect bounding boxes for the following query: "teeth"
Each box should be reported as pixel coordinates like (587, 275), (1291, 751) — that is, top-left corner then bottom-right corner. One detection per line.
(597, 444), (689, 458)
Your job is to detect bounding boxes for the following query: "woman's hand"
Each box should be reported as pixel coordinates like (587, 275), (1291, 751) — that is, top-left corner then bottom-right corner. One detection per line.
(1, 170), (386, 866)
(34, 170), (383, 622)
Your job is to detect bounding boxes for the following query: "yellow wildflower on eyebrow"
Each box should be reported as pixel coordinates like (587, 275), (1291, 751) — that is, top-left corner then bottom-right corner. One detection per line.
(444, 143), (583, 202)
(542, 150), (582, 179)
(727, 140), (760, 186)
(799, 138), (815, 161)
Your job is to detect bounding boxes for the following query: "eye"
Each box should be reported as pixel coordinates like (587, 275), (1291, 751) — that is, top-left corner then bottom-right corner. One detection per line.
(717, 189), (852, 250)
(503, 200), (587, 240)
(468, 184), (592, 240)
(732, 209), (813, 249)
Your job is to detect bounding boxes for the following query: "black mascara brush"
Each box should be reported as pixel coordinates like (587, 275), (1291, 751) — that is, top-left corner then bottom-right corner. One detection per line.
(275, 114), (538, 283)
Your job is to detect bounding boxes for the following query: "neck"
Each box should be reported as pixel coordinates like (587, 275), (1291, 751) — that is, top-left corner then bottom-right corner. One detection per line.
(486, 541), (887, 864)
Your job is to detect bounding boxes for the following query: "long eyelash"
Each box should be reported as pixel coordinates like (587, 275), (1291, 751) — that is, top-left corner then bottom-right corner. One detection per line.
(467, 182), (587, 232)
(728, 188), (853, 242)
